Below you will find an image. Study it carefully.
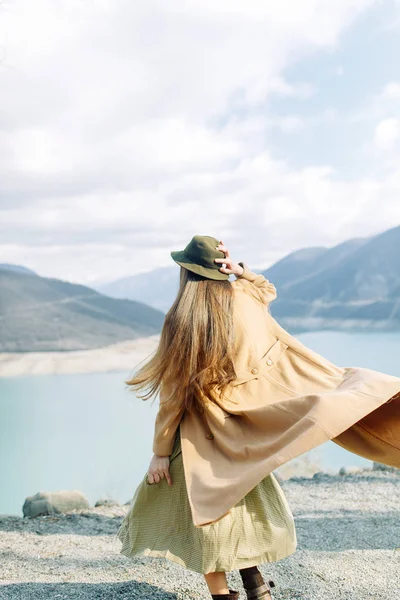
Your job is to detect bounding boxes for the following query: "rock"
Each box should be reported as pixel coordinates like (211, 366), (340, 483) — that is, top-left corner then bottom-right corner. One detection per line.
(312, 471), (332, 481)
(339, 466), (370, 476)
(372, 462), (398, 472)
(23, 490), (89, 518)
(94, 498), (119, 507)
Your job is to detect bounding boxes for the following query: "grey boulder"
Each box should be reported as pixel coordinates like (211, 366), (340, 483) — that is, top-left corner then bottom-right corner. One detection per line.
(23, 490), (90, 518)
(94, 498), (119, 507)
(312, 471), (333, 481)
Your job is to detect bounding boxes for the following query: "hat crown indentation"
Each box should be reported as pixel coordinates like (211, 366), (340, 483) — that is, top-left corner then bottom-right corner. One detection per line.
(184, 235), (224, 270)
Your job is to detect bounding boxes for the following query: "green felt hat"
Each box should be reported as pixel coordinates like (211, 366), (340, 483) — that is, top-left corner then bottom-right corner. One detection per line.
(170, 235), (229, 280)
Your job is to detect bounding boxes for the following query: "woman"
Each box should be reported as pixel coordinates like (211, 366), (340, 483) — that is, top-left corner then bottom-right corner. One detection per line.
(117, 235), (400, 600)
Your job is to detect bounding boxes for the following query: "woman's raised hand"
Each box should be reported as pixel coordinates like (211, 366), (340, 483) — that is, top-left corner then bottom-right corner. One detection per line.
(215, 241), (244, 277)
(147, 453), (172, 485)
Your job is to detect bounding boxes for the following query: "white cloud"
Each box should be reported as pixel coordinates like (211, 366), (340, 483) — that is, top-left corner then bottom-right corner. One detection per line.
(2, 152), (399, 284)
(374, 118), (400, 151)
(0, 0), (397, 284)
(275, 116), (306, 133)
(381, 82), (400, 100)
(243, 77), (316, 107)
(354, 80), (400, 124)
(353, 81), (400, 170)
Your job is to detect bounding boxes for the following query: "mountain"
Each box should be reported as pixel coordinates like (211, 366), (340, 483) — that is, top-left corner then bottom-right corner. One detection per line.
(265, 225), (400, 331)
(0, 269), (165, 352)
(261, 247), (327, 289)
(0, 263), (37, 276)
(96, 267), (179, 312)
(8, 223), (397, 349)
(265, 239), (367, 290)
(96, 267), (264, 312)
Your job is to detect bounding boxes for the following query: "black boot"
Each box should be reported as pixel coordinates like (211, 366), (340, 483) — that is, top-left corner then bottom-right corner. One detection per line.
(239, 566), (275, 599)
(211, 590), (239, 600)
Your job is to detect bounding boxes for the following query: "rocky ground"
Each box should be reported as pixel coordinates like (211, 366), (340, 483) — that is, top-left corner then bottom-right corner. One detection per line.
(0, 468), (399, 600)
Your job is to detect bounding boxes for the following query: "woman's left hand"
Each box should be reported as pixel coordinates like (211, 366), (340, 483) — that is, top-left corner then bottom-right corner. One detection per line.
(147, 453), (172, 485)
(215, 241), (244, 277)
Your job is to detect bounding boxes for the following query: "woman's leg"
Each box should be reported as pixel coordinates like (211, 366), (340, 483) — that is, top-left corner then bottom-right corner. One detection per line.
(204, 571), (229, 595)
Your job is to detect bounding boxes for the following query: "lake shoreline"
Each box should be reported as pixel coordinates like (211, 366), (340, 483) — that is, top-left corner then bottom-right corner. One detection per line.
(0, 468), (398, 599)
(0, 336), (161, 377)
(2, 329), (400, 379)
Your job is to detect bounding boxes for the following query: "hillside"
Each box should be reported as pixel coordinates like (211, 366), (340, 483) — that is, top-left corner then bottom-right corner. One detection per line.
(97, 266), (179, 312)
(96, 267), (263, 311)
(266, 225), (400, 331)
(0, 269), (165, 352)
(0, 263), (37, 276)
(4, 224), (400, 346)
(97, 226), (400, 332)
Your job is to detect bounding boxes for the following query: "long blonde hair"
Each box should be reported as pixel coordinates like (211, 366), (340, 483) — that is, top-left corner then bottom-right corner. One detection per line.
(125, 267), (236, 413)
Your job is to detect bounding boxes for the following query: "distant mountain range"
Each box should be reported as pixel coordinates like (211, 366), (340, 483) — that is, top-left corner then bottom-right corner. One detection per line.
(263, 225), (400, 331)
(97, 225), (400, 332)
(97, 266), (179, 313)
(3, 224), (400, 353)
(0, 268), (164, 352)
(0, 263), (37, 277)
(96, 267), (263, 312)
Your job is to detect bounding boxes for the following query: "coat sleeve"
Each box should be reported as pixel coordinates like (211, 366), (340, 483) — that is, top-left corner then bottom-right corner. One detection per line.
(152, 380), (185, 456)
(234, 262), (277, 305)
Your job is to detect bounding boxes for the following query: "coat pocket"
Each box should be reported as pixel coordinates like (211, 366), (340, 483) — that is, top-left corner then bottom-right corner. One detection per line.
(262, 339), (298, 395)
(260, 338), (289, 369)
(231, 338), (289, 386)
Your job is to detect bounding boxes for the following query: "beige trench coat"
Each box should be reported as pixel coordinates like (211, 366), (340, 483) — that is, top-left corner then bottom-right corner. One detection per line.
(152, 264), (400, 527)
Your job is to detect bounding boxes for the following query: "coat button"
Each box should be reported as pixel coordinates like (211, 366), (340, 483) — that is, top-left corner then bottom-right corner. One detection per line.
(266, 358), (273, 366)
(206, 433), (214, 440)
(251, 368), (258, 374)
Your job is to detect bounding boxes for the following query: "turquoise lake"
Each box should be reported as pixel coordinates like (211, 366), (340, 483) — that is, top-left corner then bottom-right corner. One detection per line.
(1, 330), (399, 517)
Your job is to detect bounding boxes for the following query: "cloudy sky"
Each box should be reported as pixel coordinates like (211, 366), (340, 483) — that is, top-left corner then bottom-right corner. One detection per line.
(1, 0), (400, 285)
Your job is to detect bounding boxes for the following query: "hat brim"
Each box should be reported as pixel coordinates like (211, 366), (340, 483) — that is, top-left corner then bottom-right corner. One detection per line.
(170, 250), (229, 281)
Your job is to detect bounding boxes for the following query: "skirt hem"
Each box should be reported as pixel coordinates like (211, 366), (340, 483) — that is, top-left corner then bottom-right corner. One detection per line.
(117, 538), (298, 574)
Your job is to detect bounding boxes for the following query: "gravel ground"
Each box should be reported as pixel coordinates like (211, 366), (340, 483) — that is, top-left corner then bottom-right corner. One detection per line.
(0, 469), (399, 600)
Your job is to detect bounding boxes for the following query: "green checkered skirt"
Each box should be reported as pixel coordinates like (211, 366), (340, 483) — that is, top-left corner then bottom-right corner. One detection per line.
(117, 427), (297, 574)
